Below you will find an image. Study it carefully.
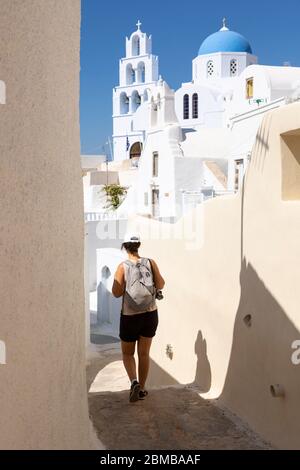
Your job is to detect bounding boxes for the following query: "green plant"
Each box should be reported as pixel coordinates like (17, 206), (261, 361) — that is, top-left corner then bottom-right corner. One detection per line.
(103, 184), (127, 210)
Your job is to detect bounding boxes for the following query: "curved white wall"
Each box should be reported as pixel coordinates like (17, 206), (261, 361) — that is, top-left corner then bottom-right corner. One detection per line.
(0, 0), (95, 449)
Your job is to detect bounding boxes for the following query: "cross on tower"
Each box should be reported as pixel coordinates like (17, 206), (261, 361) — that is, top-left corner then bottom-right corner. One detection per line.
(136, 20), (142, 30)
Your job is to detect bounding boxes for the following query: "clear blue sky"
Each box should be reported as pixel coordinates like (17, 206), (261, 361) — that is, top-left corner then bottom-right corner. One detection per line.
(80, 0), (300, 156)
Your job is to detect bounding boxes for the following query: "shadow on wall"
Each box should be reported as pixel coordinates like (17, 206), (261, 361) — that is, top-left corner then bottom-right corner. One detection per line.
(147, 257), (300, 447)
(147, 330), (211, 392)
(220, 258), (300, 448)
(190, 331), (212, 392)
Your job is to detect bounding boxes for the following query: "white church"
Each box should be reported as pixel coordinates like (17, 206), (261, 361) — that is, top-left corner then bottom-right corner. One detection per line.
(84, 18), (300, 219)
(104, 19), (300, 219)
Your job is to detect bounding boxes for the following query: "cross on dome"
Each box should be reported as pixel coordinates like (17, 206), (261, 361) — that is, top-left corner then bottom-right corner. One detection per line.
(220, 17), (229, 31)
(136, 20), (142, 31)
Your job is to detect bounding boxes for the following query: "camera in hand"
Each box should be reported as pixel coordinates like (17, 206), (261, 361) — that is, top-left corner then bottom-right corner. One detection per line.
(155, 289), (164, 300)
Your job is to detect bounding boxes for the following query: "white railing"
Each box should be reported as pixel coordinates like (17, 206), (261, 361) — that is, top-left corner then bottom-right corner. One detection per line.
(214, 189), (236, 197)
(84, 212), (128, 222)
(181, 188), (236, 215)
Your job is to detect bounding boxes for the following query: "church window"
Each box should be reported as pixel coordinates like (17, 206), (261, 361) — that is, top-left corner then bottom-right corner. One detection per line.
(183, 94), (189, 119)
(207, 60), (214, 77)
(192, 93), (198, 119)
(246, 77), (254, 99)
(153, 152), (159, 177)
(132, 35), (140, 56)
(230, 59), (237, 76)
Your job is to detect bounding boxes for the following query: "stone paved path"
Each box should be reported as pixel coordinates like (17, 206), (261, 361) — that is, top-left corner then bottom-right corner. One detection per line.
(87, 342), (271, 450)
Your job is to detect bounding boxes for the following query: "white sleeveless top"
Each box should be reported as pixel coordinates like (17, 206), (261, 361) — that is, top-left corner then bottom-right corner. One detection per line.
(122, 258), (157, 316)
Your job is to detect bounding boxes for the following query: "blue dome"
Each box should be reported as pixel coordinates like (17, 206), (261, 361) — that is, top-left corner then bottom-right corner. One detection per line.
(198, 29), (252, 55)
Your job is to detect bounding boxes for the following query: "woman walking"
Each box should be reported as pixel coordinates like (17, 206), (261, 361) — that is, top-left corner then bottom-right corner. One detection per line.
(112, 233), (165, 402)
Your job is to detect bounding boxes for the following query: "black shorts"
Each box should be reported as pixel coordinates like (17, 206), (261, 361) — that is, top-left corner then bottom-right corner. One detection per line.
(119, 309), (158, 342)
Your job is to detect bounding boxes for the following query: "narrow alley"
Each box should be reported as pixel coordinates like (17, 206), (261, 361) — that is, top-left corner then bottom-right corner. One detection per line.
(87, 339), (271, 450)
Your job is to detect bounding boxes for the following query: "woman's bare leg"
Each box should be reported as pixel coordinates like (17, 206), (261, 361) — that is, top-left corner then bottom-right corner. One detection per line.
(137, 336), (152, 390)
(121, 340), (137, 382)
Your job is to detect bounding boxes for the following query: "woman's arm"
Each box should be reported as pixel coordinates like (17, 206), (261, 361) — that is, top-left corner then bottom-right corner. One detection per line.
(112, 263), (125, 297)
(150, 259), (165, 290)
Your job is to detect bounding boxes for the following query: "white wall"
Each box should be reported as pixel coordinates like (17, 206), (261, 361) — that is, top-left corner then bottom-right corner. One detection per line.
(175, 84), (224, 128)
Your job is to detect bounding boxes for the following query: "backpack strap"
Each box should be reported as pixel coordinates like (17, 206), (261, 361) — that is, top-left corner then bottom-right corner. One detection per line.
(148, 258), (156, 288)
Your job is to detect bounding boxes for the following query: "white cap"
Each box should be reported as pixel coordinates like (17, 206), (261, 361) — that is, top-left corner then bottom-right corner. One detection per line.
(123, 233), (141, 243)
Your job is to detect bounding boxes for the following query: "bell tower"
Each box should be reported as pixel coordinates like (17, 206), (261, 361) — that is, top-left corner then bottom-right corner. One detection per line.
(112, 21), (160, 162)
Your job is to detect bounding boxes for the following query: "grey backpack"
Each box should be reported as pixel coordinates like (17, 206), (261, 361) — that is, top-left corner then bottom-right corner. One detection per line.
(123, 258), (156, 311)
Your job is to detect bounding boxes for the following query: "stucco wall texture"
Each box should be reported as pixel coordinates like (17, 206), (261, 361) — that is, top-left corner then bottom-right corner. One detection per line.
(128, 102), (300, 449)
(0, 0), (94, 449)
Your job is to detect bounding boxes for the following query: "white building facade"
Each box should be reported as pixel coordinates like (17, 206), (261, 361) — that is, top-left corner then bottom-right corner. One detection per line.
(110, 19), (300, 218)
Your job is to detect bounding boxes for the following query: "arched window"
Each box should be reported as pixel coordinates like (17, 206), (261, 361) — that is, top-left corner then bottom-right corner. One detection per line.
(130, 142), (142, 158)
(183, 94), (189, 120)
(137, 62), (145, 83)
(157, 93), (161, 110)
(132, 35), (140, 56)
(230, 59), (238, 77)
(101, 266), (111, 281)
(151, 96), (158, 127)
(192, 93), (198, 119)
(126, 63), (135, 85)
(143, 89), (149, 102)
(130, 142), (143, 167)
(131, 68), (136, 83)
(131, 90), (141, 113)
(120, 92), (129, 114)
(207, 60), (214, 77)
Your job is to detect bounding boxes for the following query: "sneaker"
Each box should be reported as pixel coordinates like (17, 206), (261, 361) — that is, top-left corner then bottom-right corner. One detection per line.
(129, 380), (141, 403)
(138, 390), (148, 400)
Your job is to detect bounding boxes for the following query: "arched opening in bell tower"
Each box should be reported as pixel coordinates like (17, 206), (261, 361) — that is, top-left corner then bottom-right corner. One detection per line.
(126, 63), (135, 85)
(131, 90), (141, 112)
(132, 35), (140, 56)
(137, 62), (145, 83)
(120, 92), (129, 114)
